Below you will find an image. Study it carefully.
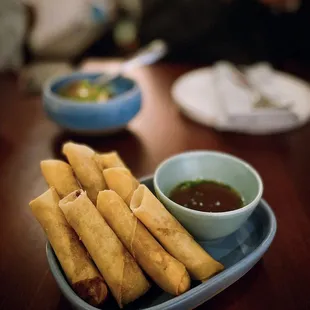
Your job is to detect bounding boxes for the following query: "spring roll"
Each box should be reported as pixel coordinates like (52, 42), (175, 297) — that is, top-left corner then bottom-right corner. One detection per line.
(103, 167), (139, 205)
(94, 151), (127, 169)
(29, 188), (107, 306)
(40, 160), (80, 198)
(59, 190), (150, 308)
(62, 142), (106, 204)
(130, 185), (224, 281)
(97, 190), (191, 295)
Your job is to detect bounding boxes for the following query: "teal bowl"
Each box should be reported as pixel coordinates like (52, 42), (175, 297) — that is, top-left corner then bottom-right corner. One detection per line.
(154, 151), (263, 240)
(43, 72), (141, 134)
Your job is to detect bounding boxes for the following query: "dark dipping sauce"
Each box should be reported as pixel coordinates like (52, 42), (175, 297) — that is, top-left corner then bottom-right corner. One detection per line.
(169, 180), (243, 213)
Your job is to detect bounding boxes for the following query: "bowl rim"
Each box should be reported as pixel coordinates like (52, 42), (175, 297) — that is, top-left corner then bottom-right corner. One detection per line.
(43, 71), (140, 108)
(154, 150), (264, 217)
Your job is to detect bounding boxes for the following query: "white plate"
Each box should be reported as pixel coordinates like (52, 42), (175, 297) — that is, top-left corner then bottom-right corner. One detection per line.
(172, 67), (310, 134)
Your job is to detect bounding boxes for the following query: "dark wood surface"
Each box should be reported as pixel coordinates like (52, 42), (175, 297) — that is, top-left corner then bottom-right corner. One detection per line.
(1, 60), (310, 310)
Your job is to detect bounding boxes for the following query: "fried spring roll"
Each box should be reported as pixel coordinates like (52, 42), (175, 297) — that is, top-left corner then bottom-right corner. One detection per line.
(130, 185), (224, 281)
(40, 160), (80, 198)
(103, 167), (139, 205)
(62, 142), (106, 204)
(94, 151), (127, 169)
(59, 190), (150, 308)
(29, 188), (107, 306)
(97, 190), (191, 295)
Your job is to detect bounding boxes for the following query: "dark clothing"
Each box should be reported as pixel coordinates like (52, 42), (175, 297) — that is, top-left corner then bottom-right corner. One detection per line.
(138, 0), (310, 66)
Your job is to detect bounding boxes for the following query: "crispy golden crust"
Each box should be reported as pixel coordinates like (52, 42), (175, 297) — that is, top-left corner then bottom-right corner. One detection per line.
(94, 151), (127, 170)
(73, 276), (108, 306)
(103, 168), (139, 205)
(59, 190), (150, 308)
(40, 159), (80, 198)
(130, 185), (224, 281)
(97, 190), (191, 295)
(62, 142), (106, 204)
(30, 188), (107, 306)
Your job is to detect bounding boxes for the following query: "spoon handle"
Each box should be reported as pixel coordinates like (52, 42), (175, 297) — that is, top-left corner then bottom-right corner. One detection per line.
(94, 40), (168, 86)
(120, 39), (168, 73)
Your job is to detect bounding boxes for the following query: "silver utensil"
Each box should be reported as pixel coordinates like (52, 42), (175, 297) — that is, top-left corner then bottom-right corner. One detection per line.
(94, 39), (168, 86)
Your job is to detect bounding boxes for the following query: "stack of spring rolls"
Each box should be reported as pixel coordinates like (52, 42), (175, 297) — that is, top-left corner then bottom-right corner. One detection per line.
(30, 142), (224, 308)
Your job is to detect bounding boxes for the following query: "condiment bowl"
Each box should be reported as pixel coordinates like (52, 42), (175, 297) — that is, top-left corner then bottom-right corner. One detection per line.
(154, 151), (263, 240)
(43, 72), (141, 134)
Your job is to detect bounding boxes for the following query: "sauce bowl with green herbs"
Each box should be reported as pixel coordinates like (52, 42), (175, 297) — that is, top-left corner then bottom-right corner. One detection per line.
(154, 151), (263, 240)
(43, 72), (141, 134)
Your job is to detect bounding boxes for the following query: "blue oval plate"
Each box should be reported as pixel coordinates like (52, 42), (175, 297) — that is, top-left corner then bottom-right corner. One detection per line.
(46, 176), (277, 310)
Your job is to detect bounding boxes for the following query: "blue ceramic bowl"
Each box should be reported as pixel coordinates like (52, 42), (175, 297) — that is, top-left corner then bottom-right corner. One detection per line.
(154, 151), (263, 240)
(43, 72), (141, 134)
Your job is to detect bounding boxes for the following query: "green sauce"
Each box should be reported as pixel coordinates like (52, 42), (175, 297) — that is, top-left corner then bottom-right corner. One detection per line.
(169, 180), (243, 213)
(57, 80), (115, 102)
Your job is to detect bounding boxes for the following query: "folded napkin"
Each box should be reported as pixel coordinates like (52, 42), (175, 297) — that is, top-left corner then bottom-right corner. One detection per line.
(213, 62), (302, 134)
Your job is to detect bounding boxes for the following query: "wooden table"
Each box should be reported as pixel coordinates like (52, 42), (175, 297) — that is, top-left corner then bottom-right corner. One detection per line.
(1, 60), (310, 310)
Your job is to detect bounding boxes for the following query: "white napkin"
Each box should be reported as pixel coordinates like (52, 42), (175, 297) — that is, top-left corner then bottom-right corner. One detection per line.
(213, 61), (300, 134)
(245, 63), (293, 109)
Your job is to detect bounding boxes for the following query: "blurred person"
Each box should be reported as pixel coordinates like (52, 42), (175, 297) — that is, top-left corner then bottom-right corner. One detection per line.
(17, 0), (117, 93)
(0, 0), (26, 72)
(24, 0), (116, 60)
(260, 0), (300, 11)
(138, 0), (308, 66)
